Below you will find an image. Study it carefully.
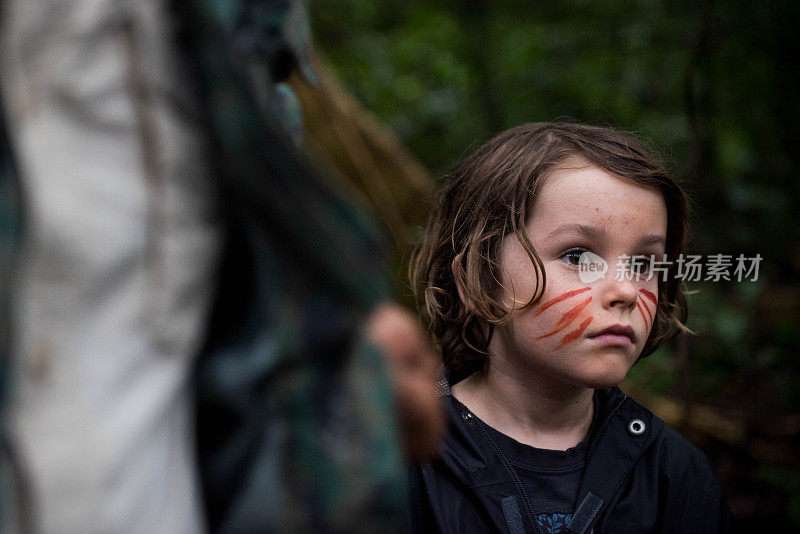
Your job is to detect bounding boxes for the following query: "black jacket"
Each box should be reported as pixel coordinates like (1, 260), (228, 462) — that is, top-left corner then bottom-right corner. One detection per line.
(410, 387), (731, 533)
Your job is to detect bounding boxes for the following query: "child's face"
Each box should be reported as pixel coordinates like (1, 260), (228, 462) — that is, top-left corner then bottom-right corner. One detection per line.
(490, 158), (667, 390)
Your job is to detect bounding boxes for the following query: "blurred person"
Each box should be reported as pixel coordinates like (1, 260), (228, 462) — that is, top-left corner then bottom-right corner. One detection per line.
(0, 0), (442, 533)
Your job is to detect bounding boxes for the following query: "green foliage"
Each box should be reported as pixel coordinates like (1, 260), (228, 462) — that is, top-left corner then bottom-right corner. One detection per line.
(312, 0), (701, 172)
(310, 0), (799, 405)
(625, 345), (675, 395)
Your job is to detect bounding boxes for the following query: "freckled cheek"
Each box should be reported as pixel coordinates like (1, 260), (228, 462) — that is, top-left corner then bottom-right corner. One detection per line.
(498, 244), (546, 307)
(524, 288), (594, 351)
(508, 308), (553, 342)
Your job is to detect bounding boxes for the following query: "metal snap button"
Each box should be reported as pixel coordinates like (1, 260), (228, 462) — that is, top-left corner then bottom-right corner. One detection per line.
(628, 419), (646, 436)
(462, 411), (474, 422)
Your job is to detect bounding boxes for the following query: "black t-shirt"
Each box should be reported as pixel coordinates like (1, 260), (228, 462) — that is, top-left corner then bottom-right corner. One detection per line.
(447, 393), (601, 534)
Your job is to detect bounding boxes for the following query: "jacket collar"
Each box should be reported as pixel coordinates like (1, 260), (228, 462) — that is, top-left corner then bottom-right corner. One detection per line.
(438, 386), (663, 534)
(567, 389), (663, 534)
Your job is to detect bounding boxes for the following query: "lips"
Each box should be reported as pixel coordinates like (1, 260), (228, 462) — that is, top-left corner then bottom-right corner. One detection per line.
(588, 324), (636, 344)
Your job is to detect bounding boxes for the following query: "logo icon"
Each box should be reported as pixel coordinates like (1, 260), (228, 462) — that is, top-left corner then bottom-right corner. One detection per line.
(578, 252), (608, 283)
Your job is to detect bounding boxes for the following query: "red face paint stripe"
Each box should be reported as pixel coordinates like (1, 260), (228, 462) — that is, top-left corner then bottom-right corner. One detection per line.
(536, 297), (592, 339)
(636, 301), (648, 329)
(639, 296), (653, 323)
(533, 287), (591, 317)
(555, 316), (593, 350)
(640, 288), (657, 304)
(555, 297), (592, 327)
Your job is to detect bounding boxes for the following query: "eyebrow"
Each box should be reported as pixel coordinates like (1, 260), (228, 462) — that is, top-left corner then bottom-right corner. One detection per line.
(546, 223), (666, 248)
(546, 223), (608, 242)
(635, 234), (667, 247)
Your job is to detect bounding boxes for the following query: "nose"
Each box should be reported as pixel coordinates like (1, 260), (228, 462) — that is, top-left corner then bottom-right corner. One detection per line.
(600, 275), (638, 311)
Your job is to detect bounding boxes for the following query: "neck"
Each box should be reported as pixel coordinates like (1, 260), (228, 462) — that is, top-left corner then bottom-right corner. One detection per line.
(452, 363), (595, 450)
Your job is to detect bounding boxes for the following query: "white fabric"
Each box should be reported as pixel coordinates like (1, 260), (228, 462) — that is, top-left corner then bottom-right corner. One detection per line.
(0, 0), (220, 531)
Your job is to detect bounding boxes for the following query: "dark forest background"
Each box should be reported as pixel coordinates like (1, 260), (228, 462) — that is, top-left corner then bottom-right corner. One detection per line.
(305, 1), (800, 529)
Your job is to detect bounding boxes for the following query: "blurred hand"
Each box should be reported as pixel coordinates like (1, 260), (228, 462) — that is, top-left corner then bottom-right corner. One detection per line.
(364, 303), (446, 463)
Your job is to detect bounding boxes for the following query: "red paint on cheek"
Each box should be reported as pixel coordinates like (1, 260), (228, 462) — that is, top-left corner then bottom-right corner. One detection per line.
(534, 287), (591, 317)
(641, 297), (653, 324)
(636, 301), (649, 330)
(640, 288), (657, 304)
(645, 306), (653, 326)
(554, 316), (593, 350)
(536, 297), (592, 339)
(637, 290), (656, 331)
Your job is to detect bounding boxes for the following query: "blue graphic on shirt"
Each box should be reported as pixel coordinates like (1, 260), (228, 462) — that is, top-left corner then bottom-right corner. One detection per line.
(535, 512), (573, 534)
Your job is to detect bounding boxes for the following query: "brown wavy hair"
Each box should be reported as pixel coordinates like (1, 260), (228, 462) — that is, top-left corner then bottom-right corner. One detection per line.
(409, 122), (690, 382)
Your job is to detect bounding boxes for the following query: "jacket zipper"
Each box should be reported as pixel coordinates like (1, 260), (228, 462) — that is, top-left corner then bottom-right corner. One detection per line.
(468, 413), (543, 534)
(585, 395), (627, 462)
(575, 394), (628, 533)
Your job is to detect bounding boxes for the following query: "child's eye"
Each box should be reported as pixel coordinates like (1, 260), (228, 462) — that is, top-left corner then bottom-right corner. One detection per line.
(631, 255), (652, 274)
(561, 248), (585, 267)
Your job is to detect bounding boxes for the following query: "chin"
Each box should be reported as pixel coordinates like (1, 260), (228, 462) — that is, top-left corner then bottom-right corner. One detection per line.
(572, 354), (635, 389)
(581, 373), (627, 390)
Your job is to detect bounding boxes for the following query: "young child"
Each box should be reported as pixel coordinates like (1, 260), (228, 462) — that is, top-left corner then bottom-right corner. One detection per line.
(409, 123), (731, 533)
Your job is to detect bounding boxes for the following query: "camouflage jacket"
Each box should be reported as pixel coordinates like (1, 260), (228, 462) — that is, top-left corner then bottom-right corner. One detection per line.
(178, 1), (409, 531)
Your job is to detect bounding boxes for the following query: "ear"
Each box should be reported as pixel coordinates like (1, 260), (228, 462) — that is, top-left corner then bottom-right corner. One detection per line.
(451, 254), (475, 312)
